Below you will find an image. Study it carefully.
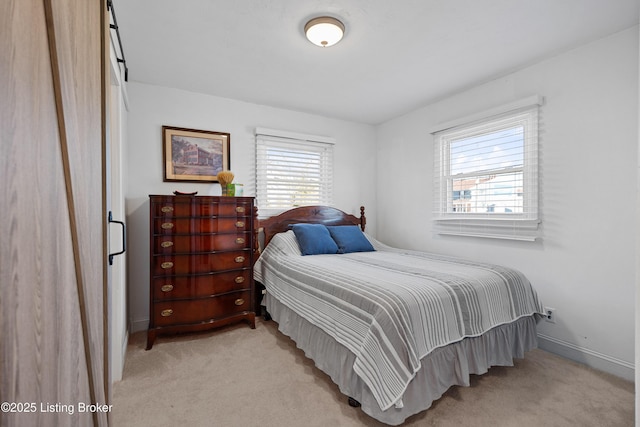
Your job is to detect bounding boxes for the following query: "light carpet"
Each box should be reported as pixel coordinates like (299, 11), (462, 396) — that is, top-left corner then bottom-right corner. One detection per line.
(111, 318), (633, 426)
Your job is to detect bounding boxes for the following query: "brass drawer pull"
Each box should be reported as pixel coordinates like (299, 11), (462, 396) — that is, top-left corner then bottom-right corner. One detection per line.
(235, 221), (245, 228)
(160, 309), (173, 317)
(161, 222), (174, 229)
(160, 241), (174, 248)
(161, 262), (174, 269)
(234, 298), (245, 306)
(235, 276), (245, 284)
(235, 237), (245, 245)
(161, 206), (174, 213)
(161, 284), (174, 292)
(235, 206), (245, 213)
(235, 256), (245, 263)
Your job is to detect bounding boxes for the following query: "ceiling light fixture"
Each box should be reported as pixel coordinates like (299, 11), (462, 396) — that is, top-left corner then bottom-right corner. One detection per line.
(304, 16), (345, 47)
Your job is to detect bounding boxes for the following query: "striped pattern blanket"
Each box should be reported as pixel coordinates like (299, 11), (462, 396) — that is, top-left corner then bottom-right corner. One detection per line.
(254, 231), (544, 411)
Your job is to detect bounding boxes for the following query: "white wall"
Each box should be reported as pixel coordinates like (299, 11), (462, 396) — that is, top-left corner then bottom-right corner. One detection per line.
(125, 82), (377, 332)
(376, 27), (638, 380)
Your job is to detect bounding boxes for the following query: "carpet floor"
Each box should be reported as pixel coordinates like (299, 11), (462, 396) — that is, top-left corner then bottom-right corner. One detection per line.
(111, 318), (634, 426)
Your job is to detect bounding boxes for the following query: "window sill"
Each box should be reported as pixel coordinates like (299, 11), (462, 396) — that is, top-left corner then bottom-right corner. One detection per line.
(433, 217), (540, 241)
(436, 231), (538, 241)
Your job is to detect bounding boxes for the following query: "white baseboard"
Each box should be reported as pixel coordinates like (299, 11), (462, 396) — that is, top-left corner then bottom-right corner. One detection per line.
(130, 318), (148, 333)
(537, 333), (634, 382)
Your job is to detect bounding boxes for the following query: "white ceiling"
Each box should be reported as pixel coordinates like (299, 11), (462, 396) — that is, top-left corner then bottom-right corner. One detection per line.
(115, 0), (639, 125)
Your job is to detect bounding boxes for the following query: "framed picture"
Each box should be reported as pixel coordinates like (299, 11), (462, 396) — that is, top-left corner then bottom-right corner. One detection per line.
(162, 126), (230, 183)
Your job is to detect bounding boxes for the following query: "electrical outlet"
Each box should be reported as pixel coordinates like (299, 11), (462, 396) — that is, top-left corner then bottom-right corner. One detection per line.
(544, 307), (556, 323)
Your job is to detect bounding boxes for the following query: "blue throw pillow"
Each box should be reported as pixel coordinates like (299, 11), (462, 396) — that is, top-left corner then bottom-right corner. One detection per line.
(327, 225), (375, 254)
(291, 224), (339, 256)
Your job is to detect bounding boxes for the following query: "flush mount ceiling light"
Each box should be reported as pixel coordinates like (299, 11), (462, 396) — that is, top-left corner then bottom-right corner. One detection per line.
(304, 16), (345, 47)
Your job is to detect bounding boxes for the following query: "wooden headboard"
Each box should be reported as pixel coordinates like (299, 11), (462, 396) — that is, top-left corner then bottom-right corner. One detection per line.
(260, 206), (366, 247)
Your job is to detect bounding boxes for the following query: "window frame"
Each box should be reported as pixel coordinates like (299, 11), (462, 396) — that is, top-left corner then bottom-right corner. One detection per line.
(431, 97), (542, 241)
(255, 128), (334, 218)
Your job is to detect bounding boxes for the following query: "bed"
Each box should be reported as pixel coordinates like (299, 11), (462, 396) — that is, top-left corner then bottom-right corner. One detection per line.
(254, 206), (544, 425)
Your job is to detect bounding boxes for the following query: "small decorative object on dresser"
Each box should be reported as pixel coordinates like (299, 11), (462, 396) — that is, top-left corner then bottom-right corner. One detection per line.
(217, 170), (234, 196)
(147, 195), (258, 349)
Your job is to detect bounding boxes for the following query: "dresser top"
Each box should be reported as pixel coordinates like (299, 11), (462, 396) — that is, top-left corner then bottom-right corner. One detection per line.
(149, 194), (254, 201)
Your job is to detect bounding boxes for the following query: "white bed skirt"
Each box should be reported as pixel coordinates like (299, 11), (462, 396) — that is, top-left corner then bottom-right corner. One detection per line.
(264, 293), (539, 426)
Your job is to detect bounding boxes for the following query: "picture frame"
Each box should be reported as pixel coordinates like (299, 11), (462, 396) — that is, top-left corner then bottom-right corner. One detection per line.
(162, 125), (230, 183)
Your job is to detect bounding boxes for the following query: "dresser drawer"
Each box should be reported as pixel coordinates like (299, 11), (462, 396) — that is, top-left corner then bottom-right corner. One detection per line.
(152, 270), (251, 300)
(152, 200), (252, 217)
(153, 217), (250, 234)
(152, 290), (252, 327)
(152, 250), (251, 275)
(153, 232), (251, 254)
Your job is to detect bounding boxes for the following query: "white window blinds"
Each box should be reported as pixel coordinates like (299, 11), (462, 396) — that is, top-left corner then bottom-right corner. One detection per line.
(432, 98), (541, 241)
(255, 129), (334, 216)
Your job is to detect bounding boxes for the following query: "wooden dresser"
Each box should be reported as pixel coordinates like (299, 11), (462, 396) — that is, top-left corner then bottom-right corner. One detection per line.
(147, 195), (257, 349)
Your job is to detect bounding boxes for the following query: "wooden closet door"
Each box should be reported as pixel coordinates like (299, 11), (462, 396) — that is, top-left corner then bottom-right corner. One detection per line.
(1, 0), (107, 426)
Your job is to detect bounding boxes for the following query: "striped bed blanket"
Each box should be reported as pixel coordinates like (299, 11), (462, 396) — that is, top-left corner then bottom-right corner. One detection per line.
(254, 231), (544, 411)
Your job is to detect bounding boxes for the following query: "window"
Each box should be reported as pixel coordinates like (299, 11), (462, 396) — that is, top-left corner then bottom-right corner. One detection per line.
(256, 128), (334, 216)
(432, 97), (541, 240)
